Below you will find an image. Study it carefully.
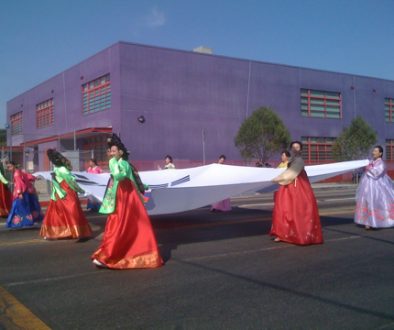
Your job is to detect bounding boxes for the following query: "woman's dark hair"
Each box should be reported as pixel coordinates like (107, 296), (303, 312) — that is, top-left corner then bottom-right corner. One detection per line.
(255, 161), (263, 167)
(129, 162), (145, 194)
(374, 145), (383, 157)
(290, 141), (303, 151)
(219, 154), (226, 160)
(165, 155), (173, 163)
(107, 133), (129, 161)
(47, 149), (72, 170)
(8, 161), (17, 167)
(281, 150), (291, 157)
(90, 158), (98, 166)
(6, 161), (18, 169)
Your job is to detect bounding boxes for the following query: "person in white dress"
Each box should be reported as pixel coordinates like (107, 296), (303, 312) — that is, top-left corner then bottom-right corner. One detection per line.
(354, 145), (394, 229)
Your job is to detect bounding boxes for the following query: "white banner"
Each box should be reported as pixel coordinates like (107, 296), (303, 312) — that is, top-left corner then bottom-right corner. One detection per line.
(34, 159), (368, 215)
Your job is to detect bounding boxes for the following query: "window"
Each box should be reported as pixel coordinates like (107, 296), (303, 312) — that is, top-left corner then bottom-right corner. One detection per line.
(36, 98), (54, 128)
(10, 112), (22, 135)
(301, 89), (342, 119)
(386, 139), (394, 161)
(385, 98), (394, 122)
(302, 136), (336, 163)
(82, 74), (111, 115)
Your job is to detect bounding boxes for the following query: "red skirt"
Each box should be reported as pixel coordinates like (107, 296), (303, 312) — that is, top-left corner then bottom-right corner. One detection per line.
(92, 179), (163, 269)
(0, 182), (12, 217)
(270, 170), (323, 245)
(40, 181), (92, 239)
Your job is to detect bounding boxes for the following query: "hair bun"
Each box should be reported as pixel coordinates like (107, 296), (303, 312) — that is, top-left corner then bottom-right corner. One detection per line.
(107, 133), (129, 160)
(47, 149), (72, 169)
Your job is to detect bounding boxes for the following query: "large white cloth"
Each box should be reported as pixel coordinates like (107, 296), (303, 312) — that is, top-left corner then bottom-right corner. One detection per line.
(34, 159), (368, 215)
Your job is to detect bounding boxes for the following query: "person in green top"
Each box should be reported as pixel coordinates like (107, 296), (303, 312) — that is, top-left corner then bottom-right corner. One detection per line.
(92, 133), (163, 269)
(40, 149), (92, 240)
(99, 152), (146, 214)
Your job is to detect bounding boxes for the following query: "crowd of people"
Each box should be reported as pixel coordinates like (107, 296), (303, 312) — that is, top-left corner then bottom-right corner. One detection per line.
(1, 135), (393, 270)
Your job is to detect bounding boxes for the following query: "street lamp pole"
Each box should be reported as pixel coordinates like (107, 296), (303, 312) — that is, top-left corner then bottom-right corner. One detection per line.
(4, 123), (11, 162)
(202, 128), (206, 165)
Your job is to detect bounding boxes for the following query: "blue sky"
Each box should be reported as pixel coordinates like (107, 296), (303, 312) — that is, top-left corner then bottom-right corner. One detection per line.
(1, 0), (394, 127)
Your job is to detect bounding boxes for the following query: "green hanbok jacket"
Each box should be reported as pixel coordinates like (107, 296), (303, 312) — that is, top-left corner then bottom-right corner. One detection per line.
(99, 157), (146, 215)
(50, 166), (84, 201)
(0, 171), (8, 185)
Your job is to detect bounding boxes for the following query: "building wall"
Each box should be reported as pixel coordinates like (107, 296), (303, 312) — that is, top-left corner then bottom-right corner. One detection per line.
(117, 42), (394, 167)
(118, 42), (250, 164)
(6, 41), (394, 171)
(6, 44), (121, 146)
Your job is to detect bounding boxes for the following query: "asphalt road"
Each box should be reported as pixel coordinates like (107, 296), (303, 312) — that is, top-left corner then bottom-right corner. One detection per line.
(1, 184), (394, 330)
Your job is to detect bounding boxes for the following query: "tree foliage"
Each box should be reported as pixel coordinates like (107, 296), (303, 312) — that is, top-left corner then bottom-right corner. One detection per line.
(234, 107), (291, 162)
(332, 116), (377, 161)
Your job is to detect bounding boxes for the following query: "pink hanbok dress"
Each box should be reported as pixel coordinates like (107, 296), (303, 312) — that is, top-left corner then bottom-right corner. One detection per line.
(211, 198), (232, 212)
(87, 166), (103, 211)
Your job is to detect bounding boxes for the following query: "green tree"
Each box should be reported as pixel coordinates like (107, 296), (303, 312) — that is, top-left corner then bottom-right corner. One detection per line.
(235, 107), (291, 163)
(332, 116), (377, 161)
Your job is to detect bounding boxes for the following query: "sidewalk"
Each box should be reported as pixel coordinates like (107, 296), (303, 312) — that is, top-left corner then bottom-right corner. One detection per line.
(34, 179), (51, 205)
(311, 182), (356, 189)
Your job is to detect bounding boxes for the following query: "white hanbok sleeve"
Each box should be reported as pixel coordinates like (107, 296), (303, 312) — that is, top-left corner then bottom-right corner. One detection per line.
(366, 159), (385, 179)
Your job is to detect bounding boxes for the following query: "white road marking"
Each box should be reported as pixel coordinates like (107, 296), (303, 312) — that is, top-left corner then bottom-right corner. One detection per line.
(238, 197), (355, 209)
(5, 271), (105, 288)
(318, 197), (355, 202)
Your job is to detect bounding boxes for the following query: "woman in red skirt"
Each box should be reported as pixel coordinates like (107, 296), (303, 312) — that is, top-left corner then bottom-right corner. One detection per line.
(40, 149), (92, 240)
(92, 134), (163, 269)
(270, 141), (323, 245)
(0, 163), (12, 217)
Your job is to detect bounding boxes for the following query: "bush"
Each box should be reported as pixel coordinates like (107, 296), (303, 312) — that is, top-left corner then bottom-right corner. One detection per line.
(235, 107), (290, 162)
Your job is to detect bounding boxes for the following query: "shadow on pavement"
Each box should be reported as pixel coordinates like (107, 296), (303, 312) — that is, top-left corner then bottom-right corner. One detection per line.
(173, 257), (394, 322)
(88, 206), (393, 263)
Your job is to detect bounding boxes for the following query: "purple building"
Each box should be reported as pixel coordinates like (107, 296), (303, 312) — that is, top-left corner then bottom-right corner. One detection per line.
(6, 41), (394, 171)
